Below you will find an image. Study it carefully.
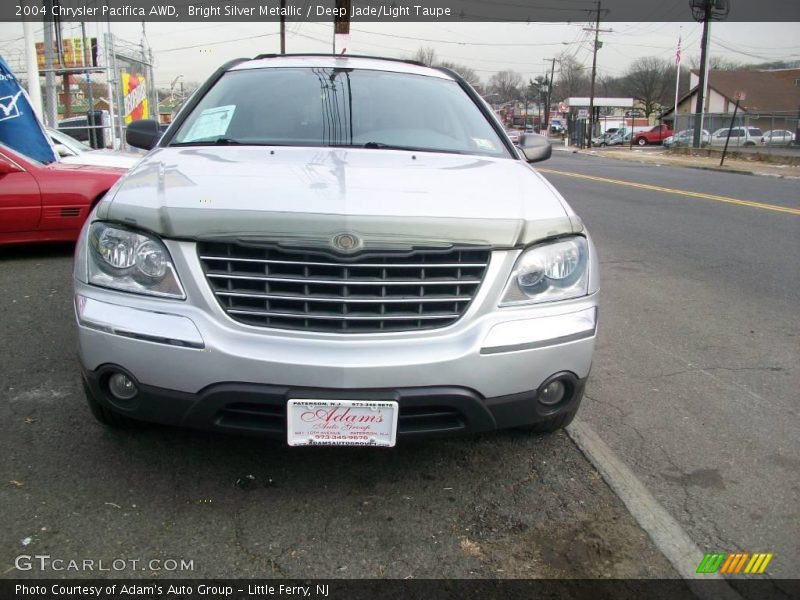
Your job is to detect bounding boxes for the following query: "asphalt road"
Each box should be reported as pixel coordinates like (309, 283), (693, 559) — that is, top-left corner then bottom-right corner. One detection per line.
(0, 244), (673, 580)
(541, 150), (800, 580)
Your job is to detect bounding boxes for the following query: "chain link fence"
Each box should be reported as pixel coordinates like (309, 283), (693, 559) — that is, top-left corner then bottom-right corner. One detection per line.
(671, 111), (799, 156)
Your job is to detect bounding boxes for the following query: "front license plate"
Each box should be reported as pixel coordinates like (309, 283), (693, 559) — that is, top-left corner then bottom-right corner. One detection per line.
(286, 399), (399, 447)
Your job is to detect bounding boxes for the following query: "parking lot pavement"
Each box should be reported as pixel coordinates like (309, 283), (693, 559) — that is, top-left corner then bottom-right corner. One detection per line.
(539, 153), (800, 582)
(0, 244), (678, 579)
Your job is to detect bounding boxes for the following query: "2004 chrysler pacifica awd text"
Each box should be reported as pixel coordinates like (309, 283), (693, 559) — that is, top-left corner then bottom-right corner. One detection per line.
(73, 55), (598, 447)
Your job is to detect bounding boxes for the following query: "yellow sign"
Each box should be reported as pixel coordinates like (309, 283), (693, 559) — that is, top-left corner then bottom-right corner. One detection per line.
(36, 38), (97, 70)
(121, 72), (149, 124)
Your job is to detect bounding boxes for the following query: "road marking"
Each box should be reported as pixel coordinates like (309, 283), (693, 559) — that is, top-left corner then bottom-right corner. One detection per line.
(566, 420), (743, 600)
(537, 168), (800, 216)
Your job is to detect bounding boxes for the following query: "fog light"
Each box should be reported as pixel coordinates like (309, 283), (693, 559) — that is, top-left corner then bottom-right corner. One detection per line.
(539, 380), (566, 406)
(108, 372), (138, 400)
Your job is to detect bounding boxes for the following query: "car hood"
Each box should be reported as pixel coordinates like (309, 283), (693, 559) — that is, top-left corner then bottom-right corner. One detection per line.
(100, 146), (581, 248)
(60, 150), (142, 170)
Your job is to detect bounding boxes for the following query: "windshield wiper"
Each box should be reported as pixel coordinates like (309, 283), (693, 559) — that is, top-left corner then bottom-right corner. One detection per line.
(362, 141), (425, 151)
(357, 142), (465, 154)
(171, 136), (242, 147)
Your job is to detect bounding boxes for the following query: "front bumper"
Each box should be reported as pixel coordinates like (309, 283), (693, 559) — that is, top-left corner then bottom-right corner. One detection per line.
(83, 365), (587, 439)
(74, 243), (598, 437)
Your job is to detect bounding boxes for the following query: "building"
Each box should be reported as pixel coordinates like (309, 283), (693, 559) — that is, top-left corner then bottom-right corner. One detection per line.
(664, 69), (800, 133)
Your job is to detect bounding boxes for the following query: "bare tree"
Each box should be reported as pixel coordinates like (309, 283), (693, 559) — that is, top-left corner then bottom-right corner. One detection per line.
(688, 54), (741, 71)
(622, 56), (676, 118)
(438, 61), (482, 90)
(412, 47), (437, 67)
(488, 70), (523, 104)
(553, 52), (590, 100)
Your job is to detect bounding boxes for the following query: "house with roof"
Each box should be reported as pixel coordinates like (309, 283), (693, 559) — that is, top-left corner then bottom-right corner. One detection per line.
(663, 69), (800, 134)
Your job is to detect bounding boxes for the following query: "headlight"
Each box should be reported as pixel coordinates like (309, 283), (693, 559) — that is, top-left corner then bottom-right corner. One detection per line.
(87, 222), (185, 299)
(500, 236), (589, 306)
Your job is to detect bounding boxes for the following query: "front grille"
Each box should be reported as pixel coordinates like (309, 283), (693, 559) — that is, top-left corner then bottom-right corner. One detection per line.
(197, 241), (491, 333)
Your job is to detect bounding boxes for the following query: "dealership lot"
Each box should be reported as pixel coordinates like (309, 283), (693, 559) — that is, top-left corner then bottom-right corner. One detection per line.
(2, 151), (798, 583)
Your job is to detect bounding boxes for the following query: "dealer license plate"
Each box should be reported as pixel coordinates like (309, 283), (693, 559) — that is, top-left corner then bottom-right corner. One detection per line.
(286, 399), (399, 447)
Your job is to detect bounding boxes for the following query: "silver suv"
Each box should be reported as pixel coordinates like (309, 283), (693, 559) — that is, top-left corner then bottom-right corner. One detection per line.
(73, 55), (598, 447)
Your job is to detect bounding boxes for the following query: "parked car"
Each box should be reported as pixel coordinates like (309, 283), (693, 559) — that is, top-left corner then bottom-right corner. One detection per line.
(57, 112), (110, 145)
(710, 126), (763, 147)
(73, 54), (599, 446)
(663, 129), (711, 148)
(506, 129), (521, 144)
(604, 131), (631, 146)
(0, 143), (125, 245)
(760, 129), (796, 146)
(592, 132), (616, 147)
(633, 124), (672, 146)
(47, 128), (142, 170)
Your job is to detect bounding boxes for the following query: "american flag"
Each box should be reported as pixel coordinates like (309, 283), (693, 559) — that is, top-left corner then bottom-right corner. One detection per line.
(676, 36), (682, 65)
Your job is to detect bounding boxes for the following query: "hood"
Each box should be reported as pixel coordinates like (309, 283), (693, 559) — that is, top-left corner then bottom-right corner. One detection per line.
(60, 149), (142, 170)
(100, 146), (581, 248)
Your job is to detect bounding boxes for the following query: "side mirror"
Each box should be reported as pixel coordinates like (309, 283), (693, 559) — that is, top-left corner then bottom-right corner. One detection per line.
(0, 157), (22, 175)
(126, 119), (162, 150)
(518, 133), (552, 163)
(53, 143), (73, 158)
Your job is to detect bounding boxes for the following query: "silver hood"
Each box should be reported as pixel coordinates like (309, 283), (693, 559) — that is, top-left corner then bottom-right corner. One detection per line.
(99, 146), (582, 248)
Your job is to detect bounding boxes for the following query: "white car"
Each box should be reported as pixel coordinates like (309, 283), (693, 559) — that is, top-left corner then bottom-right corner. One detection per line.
(760, 130), (796, 146)
(663, 129), (711, 148)
(48, 128), (142, 170)
(710, 126), (763, 147)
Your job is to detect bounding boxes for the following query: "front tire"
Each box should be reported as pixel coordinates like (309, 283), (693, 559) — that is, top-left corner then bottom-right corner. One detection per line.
(83, 380), (135, 429)
(636, 137), (647, 146)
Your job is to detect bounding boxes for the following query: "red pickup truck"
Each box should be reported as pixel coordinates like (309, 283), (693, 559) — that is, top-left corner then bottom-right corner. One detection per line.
(633, 124), (672, 146)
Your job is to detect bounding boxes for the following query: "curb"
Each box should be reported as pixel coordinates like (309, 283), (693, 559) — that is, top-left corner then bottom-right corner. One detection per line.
(564, 149), (800, 180)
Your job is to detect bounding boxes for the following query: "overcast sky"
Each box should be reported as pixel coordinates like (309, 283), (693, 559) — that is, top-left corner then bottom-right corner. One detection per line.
(1, 20), (799, 88)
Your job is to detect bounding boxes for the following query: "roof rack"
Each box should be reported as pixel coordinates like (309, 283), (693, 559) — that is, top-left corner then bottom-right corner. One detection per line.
(250, 53), (426, 68)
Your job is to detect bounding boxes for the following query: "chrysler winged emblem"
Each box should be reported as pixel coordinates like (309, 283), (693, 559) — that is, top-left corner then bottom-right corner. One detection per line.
(332, 232), (361, 253)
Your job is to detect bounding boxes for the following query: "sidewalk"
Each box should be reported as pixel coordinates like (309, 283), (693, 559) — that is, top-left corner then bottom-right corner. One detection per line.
(559, 145), (800, 179)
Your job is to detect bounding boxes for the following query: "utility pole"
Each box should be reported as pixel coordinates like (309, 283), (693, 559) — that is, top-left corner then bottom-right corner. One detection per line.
(585, 2), (610, 148)
(280, 0), (286, 54)
(22, 6), (42, 119)
(42, 4), (57, 127)
(544, 57), (556, 133)
(691, 0), (729, 147)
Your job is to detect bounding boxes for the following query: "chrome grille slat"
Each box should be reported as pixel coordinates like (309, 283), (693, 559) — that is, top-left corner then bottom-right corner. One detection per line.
(205, 273), (482, 285)
(198, 241), (490, 333)
(216, 291), (474, 303)
(228, 309), (460, 321)
(200, 256), (487, 268)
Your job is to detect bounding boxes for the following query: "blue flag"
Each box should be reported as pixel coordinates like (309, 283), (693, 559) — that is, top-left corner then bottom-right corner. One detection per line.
(0, 54), (56, 164)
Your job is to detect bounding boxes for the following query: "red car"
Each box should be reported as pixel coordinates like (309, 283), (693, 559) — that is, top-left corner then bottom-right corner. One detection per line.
(633, 124), (672, 146)
(0, 144), (124, 245)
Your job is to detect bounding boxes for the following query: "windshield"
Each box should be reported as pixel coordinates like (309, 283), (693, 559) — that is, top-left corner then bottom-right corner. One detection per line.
(50, 129), (92, 154)
(171, 67), (510, 157)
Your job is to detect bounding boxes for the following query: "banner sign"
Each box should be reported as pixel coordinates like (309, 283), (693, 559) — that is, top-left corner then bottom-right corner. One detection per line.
(0, 54), (56, 163)
(36, 38), (98, 70)
(121, 71), (148, 124)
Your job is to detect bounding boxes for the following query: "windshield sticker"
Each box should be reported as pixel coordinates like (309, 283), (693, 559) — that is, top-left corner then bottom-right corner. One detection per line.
(472, 137), (495, 151)
(183, 105), (236, 142)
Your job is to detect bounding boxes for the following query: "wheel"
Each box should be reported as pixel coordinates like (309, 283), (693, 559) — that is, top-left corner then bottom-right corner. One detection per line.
(744, 141), (755, 147)
(83, 379), (134, 429)
(636, 137), (647, 146)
